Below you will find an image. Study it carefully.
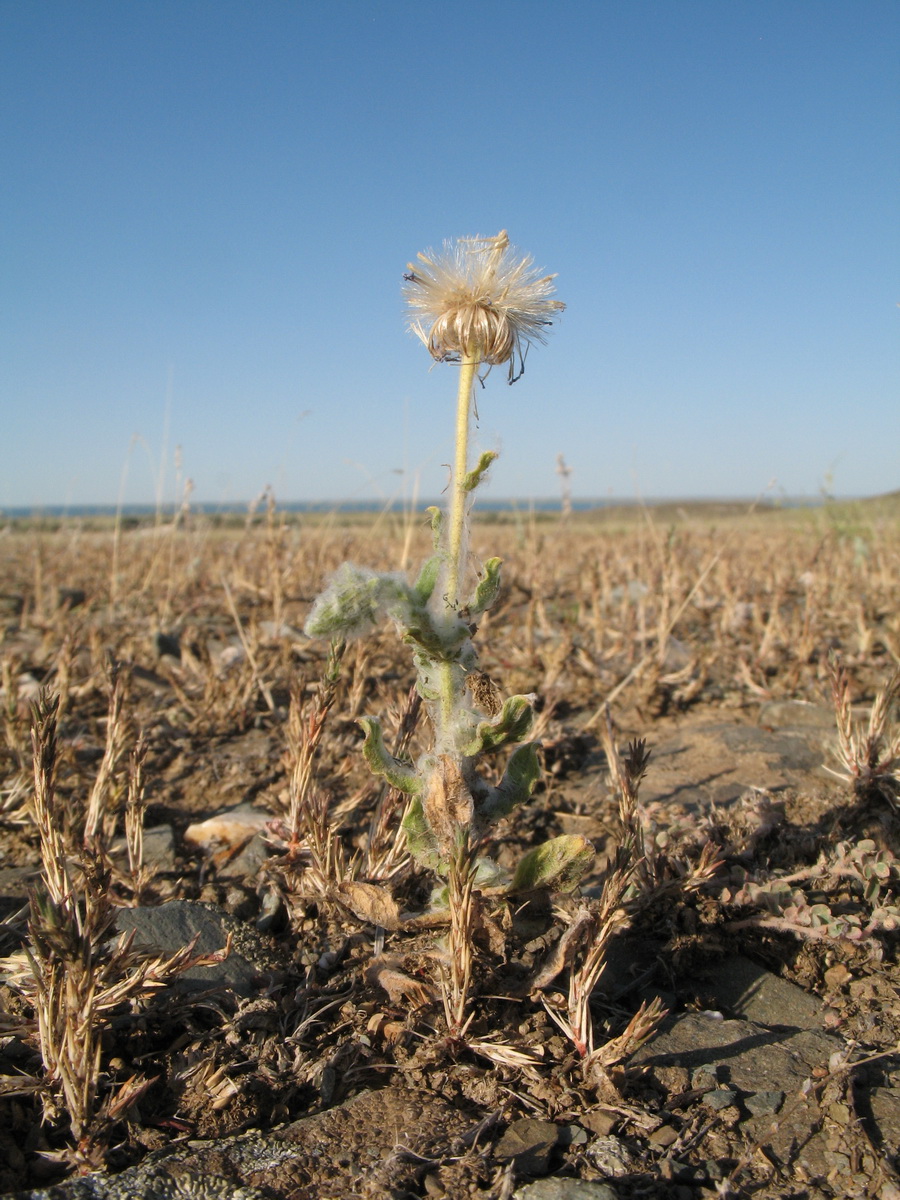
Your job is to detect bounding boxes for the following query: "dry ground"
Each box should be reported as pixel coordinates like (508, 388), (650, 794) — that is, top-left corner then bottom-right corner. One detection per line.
(1, 498), (899, 1199)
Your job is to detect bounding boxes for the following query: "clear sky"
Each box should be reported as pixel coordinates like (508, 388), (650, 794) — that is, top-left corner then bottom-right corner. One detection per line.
(2, 1), (898, 509)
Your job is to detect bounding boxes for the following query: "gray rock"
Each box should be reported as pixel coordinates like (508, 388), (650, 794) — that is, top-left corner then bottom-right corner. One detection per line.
(113, 901), (283, 996)
(758, 700), (835, 731)
(495, 1118), (559, 1175)
(111, 826), (176, 875)
(224, 833), (270, 881)
(744, 1090), (785, 1116)
(704, 1088), (738, 1110)
(514, 1183), (618, 1200)
(630, 1012), (840, 1171)
(140, 826), (177, 873)
(2, 1087), (472, 1200)
(584, 1135), (637, 1177)
(699, 955), (824, 1030)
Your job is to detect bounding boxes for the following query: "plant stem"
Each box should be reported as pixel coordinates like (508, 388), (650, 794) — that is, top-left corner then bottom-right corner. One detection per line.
(445, 349), (480, 611)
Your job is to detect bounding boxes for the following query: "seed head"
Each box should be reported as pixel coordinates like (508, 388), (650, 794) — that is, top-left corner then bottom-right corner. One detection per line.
(404, 231), (564, 382)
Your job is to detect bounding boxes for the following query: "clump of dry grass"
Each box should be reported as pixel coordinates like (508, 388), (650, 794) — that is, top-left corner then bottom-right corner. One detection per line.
(3, 692), (228, 1172)
(828, 657), (900, 802)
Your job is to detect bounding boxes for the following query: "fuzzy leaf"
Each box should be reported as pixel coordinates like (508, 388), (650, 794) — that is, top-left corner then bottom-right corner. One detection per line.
(358, 717), (422, 794)
(509, 835), (595, 894)
(413, 553), (443, 606)
(304, 564), (414, 640)
(469, 557), (503, 617)
(479, 743), (542, 822)
(463, 450), (498, 493)
(426, 506), (443, 549)
(401, 796), (443, 870)
(462, 694), (535, 756)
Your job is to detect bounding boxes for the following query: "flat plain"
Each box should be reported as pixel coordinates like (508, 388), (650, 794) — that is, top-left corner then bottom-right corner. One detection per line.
(1, 497), (899, 1199)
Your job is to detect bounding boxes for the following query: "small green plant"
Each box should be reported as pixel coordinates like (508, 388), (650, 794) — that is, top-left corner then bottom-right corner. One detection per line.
(304, 232), (592, 1031)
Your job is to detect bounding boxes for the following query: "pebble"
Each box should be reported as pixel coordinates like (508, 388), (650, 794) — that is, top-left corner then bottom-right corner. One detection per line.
(744, 1090), (785, 1116)
(184, 804), (271, 858)
(585, 1135), (637, 1177)
(514, 1182), (619, 1200)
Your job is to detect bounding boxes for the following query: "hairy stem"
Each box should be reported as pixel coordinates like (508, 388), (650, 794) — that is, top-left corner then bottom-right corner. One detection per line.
(437, 350), (480, 743)
(445, 350), (480, 610)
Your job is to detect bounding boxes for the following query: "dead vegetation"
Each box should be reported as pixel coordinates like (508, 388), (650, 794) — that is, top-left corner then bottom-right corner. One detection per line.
(0, 500), (899, 1197)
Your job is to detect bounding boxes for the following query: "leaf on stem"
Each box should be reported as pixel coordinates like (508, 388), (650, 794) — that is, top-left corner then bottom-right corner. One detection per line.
(479, 742), (542, 821)
(462, 694), (535, 756)
(469, 557), (503, 617)
(358, 717), (422, 794)
(463, 450), (498, 493)
(510, 835), (595, 894)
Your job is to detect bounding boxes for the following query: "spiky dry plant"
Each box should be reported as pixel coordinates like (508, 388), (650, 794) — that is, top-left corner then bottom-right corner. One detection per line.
(442, 835), (478, 1038)
(602, 713), (652, 878)
(362, 686), (422, 881)
(123, 734), (152, 902)
(828, 658), (900, 803)
(83, 662), (130, 851)
(536, 865), (632, 1058)
(12, 694), (229, 1172)
(2, 654), (28, 773)
(284, 638), (346, 854)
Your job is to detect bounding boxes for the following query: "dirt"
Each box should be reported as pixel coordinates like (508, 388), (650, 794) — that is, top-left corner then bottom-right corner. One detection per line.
(1, 512), (900, 1199)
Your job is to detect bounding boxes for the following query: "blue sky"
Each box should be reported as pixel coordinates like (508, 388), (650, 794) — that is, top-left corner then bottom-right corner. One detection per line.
(2, 1), (897, 508)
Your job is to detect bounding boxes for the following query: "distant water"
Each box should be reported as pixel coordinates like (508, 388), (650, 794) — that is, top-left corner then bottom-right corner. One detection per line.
(2, 496), (838, 519)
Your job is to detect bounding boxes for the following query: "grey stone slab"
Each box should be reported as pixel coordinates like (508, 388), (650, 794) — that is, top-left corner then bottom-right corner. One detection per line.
(3, 1087), (472, 1200)
(113, 901), (283, 996)
(630, 1012), (840, 1171)
(700, 955), (824, 1030)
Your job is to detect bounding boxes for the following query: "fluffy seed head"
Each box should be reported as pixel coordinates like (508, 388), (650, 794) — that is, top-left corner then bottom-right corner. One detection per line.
(403, 231), (565, 382)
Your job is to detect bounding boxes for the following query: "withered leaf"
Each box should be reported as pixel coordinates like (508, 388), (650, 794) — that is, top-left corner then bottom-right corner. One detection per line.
(335, 881), (401, 930)
(365, 954), (435, 1008)
(423, 754), (474, 854)
(531, 907), (593, 990)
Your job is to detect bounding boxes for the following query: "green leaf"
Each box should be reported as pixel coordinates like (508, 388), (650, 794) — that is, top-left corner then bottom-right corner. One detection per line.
(402, 796), (442, 870)
(413, 553), (443, 606)
(426, 506), (443, 549)
(462, 450), (498, 493)
(509, 835), (595, 894)
(461, 694), (535, 756)
(358, 717), (422, 794)
(469, 557), (502, 617)
(479, 742), (542, 822)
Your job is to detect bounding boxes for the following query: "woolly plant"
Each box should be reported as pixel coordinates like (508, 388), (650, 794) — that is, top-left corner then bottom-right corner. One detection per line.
(305, 232), (592, 1024)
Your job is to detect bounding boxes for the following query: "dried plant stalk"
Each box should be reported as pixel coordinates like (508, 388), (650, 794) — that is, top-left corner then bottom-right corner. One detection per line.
(829, 658), (900, 799)
(83, 663), (130, 851)
(443, 834), (478, 1038)
(286, 639), (345, 850)
(124, 734), (151, 901)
